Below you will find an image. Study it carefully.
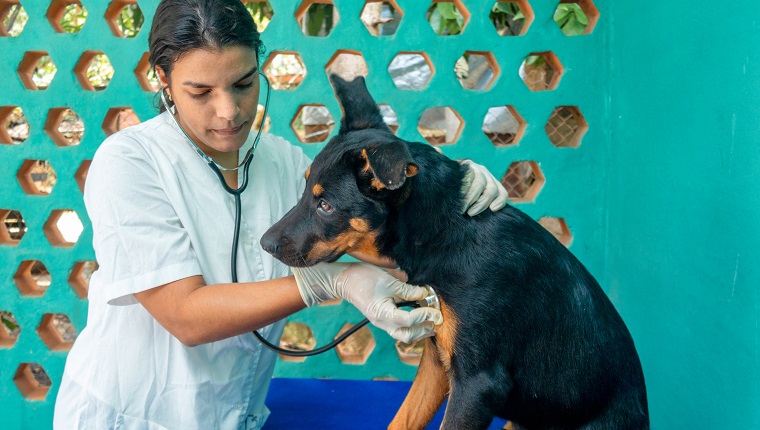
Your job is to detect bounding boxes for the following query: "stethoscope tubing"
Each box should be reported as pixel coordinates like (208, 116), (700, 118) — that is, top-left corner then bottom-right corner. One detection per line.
(161, 70), (385, 356)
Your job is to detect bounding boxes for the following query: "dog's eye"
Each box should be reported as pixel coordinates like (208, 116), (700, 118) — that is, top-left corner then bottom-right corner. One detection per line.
(318, 199), (334, 214)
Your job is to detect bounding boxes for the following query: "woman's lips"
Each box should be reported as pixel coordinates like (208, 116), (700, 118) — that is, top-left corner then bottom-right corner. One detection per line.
(214, 122), (245, 136)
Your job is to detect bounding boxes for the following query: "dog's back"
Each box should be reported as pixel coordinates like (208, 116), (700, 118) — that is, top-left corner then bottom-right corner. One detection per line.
(387, 142), (649, 429)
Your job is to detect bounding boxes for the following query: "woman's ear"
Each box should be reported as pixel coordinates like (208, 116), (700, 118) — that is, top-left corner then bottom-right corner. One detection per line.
(155, 65), (170, 92)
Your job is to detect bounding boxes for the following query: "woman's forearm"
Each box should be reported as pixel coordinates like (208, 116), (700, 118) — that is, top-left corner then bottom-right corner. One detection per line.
(135, 275), (306, 347)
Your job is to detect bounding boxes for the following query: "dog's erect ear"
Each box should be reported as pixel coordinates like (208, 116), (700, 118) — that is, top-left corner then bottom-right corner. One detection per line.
(356, 142), (419, 191)
(330, 74), (389, 133)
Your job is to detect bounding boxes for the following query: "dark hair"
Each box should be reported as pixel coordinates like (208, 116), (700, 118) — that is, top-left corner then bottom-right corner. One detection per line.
(149, 0), (265, 111)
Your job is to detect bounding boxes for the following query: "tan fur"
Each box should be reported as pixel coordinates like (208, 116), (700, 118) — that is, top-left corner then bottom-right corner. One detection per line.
(349, 218), (370, 232)
(306, 230), (380, 261)
(304, 166), (311, 180)
(370, 177), (386, 190)
(435, 299), (459, 371)
(312, 183), (324, 197)
(388, 338), (449, 430)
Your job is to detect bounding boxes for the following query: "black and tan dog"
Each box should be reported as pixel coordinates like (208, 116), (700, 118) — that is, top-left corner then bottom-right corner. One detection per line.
(261, 76), (648, 430)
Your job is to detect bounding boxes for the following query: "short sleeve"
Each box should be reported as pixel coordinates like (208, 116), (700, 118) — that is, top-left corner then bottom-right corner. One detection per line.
(84, 136), (202, 306)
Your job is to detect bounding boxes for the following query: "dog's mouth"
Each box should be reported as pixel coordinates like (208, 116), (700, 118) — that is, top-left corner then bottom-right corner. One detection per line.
(268, 247), (343, 268)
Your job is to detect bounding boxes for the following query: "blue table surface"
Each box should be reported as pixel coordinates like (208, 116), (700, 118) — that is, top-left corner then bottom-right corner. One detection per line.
(264, 378), (508, 429)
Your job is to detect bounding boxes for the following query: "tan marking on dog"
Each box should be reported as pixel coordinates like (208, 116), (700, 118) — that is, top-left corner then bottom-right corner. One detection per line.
(435, 299), (459, 371)
(360, 149), (372, 173)
(312, 183), (324, 197)
(304, 166), (311, 180)
(389, 338), (449, 430)
(349, 218), (370, 233)
(406, 164), (419, 177)
(306, 230), (380, 262)
(370, 177), (385, 190)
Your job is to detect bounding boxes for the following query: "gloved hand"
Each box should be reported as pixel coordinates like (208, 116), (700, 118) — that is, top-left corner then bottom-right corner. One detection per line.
(460, 159), (509, 216)
(292, 262), (443, 343)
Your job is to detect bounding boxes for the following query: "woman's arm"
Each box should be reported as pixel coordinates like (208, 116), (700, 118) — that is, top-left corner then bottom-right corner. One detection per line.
(134, 275), (305, 347)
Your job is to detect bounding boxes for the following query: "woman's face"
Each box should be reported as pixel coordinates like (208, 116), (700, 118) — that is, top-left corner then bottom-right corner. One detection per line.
(158, 45), (260, 165)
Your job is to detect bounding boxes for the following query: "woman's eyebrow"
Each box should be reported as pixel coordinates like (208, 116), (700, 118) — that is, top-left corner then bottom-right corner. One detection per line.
(182, 66), (259, 88)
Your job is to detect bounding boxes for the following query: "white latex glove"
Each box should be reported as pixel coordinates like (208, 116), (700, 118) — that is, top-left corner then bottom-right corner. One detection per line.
(460, 159), (509, 216)
(292, 262), (443, 343)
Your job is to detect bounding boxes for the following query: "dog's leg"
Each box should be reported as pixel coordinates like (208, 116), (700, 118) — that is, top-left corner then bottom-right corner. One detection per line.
(388, 338), (449, 430)
(440, 373), (507, 430)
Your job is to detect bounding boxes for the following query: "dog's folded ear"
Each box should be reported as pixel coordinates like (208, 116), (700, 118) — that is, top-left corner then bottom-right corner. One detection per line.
(330, 74), (389, 133)
(356, 142), (419, 191)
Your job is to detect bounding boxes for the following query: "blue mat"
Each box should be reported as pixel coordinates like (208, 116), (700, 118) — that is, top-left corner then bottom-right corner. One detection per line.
(264, 378), (508, 429)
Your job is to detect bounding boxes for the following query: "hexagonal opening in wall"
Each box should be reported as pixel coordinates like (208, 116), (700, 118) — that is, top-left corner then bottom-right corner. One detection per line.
(396, 339), (424, 366)
(1, 106), (30, 145)
(291, 105), (335, 143)
(501, 161), (545, 203)
(44, 209), (84, 248)
(45, 107), (84, 147)
(325, 50), (368, 82)
(425, 0), (469, 36)
(75, 51), (114, 91)
(545, 106), (587, 148)
(75, 160), (91, 193)
(417, 107), (463, 146)
(0, 210), (26, 246)
(253, 104), (271, 133)
(134, 52), (160, 92)
(17, 51), (57, 90)
(47, 0), (87, 33)
(1, 1), (28, 37)
(388, 52), (434, 90)
(0, 311), (21, 348)
(105, 0), (144, 38)
(37, 313), (77, 351)
(263, 51), (307, 90)
(103, 107), (140, 136)
(539, 216), (573, 247)
(483, 106), (526, 147)
(296, 0), (339, 37)
(17, 159), (57, 195)
(278, 322), (316, 362)
(360, 0), (402, 36)
(489, 0), (533, 36)
(244, 1), (274, 32)
(14, 260), (51, 297)
(378, 104), (399, 134)
(455, 51), (499, 91)
(68, 260), (97, 299)
(520, 51), (564, 92)
(554, 0), (599, 36)
(335, 323), (375, 364)
(14, 363), (51, 401)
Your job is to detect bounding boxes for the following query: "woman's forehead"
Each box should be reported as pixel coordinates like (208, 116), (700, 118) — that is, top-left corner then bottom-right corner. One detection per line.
(172, 45), (258, 83)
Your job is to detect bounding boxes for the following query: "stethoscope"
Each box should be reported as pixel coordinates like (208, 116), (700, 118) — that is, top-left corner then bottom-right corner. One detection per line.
(161, 72), (439, 357)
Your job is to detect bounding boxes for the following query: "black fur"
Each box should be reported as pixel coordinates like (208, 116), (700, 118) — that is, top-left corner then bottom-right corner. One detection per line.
(261, 76), (649, 429)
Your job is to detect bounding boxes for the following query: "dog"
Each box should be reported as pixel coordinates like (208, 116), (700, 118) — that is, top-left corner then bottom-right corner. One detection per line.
(261, 75), (649, 430)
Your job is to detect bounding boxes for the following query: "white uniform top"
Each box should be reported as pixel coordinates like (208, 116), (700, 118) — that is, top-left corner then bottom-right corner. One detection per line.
(54, 111), (311, 430)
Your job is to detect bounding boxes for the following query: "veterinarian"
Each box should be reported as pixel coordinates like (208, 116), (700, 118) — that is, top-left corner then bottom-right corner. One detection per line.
(53, 1), (509, 428)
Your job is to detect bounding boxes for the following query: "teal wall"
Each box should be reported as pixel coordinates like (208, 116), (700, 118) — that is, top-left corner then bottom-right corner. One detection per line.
(605, 2), (760, 429)
(1, 0), (757, 429)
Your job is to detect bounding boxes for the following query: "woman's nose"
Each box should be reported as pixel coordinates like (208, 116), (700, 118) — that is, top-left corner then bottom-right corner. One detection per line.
(216, 92), (241, 121)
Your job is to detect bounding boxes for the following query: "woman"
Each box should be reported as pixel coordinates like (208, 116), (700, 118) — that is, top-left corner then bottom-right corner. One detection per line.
(53, 1), (508, 428)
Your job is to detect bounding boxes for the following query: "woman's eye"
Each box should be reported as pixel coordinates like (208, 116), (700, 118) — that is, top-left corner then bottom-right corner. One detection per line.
(318, 199), (334, 213)
(189, 91), (210, 99)
(235, 80), (255, 90)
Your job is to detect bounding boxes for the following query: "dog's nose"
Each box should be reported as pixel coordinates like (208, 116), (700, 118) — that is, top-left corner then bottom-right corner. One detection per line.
(260, 234), (289, 257)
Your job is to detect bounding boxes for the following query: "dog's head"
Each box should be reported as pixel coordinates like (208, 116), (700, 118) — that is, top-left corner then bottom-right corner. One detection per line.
(260, 75), (419, 267)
